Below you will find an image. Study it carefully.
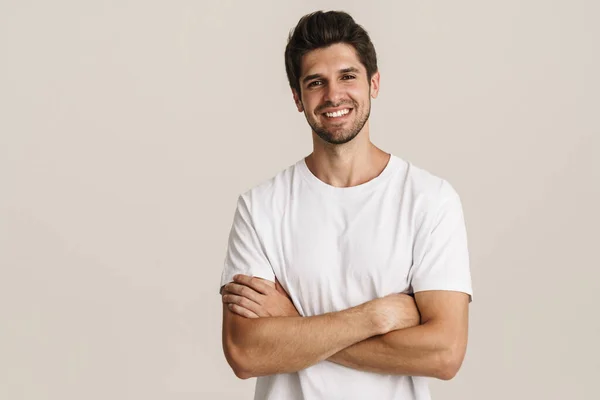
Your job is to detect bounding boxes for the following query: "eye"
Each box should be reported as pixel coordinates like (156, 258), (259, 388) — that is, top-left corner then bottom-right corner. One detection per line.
(308, 80), (322, 88)
(342, 75), (356, 80)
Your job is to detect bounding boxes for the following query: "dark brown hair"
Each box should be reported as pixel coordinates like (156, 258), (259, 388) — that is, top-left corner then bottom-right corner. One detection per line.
(284, 10), (378, 95)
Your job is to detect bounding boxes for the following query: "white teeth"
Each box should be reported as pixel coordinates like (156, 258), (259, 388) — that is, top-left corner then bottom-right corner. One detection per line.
(325, 109), (350, 118)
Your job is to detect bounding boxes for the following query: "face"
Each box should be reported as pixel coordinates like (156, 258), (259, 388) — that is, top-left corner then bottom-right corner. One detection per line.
(293, 43), (380, 145)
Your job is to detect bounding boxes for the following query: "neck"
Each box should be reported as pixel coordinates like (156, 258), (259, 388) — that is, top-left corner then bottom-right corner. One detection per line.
(306, 133), (390, 188)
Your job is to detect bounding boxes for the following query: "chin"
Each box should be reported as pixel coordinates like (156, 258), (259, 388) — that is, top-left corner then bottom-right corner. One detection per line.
(317, 130), (360, 145)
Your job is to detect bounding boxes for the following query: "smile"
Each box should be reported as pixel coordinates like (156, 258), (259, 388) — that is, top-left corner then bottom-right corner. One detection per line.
(324, 108), (351, 118)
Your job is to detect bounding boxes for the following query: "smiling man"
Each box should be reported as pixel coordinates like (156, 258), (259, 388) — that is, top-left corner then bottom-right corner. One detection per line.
(219, 10), (473, 400)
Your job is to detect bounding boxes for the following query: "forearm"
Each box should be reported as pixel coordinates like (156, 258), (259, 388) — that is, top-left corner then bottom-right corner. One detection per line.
(327, 320), (458, 379)
(226, 304), (382, 378)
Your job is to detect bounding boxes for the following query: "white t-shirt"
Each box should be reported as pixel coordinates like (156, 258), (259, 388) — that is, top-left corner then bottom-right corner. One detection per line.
(220, 153), (473, 400)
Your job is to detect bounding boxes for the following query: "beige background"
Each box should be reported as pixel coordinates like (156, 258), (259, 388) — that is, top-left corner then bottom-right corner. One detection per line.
(1, 1), (598, 399)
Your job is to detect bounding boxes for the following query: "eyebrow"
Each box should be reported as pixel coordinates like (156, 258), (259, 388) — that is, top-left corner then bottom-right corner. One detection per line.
(302, 67), (360, 84)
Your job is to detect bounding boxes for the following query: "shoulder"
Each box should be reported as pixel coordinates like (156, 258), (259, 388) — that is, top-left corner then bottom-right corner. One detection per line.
(400, 158), (463, 218)
(236, 160), (298, 219)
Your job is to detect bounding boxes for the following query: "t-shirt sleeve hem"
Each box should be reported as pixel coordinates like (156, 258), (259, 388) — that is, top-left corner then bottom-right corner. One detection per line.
(412, 285), (474, 303)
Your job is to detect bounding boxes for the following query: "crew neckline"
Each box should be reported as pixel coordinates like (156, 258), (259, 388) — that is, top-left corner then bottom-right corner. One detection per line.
(297, 153), (399, 198)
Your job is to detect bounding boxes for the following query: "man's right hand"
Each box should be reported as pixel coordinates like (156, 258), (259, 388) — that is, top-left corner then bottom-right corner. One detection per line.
(366, 293), (421, 334)
(222, 275), (301, 318)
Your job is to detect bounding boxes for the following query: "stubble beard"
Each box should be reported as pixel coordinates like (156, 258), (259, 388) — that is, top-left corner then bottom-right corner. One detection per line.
(305, 98), (371, 145)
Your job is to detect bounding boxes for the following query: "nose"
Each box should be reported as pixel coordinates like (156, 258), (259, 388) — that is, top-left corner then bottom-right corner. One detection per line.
(324, 80), (344, 104)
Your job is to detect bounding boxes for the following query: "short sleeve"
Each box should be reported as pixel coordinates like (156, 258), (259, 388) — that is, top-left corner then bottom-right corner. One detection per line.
(411, 180), (473, 302)
(219, 194), (275, 295)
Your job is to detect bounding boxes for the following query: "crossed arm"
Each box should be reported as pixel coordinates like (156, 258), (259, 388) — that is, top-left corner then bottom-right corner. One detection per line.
(325, 290), (469, 379)
(221, 275), (469, 380)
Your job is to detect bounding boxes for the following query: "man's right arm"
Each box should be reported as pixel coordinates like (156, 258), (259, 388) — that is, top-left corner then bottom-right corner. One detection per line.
(222, 300), (387, 379)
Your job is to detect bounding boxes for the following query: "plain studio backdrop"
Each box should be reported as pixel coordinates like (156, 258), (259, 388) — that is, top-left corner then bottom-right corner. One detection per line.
(1, 1), (598, 399)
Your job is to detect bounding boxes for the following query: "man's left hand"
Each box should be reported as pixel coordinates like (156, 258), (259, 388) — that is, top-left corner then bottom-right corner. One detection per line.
(222, 274), (301, 318)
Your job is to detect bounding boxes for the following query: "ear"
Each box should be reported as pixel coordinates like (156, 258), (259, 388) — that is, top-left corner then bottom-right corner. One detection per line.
(292, 89), (304, 112)
(370, 71), (381, 99)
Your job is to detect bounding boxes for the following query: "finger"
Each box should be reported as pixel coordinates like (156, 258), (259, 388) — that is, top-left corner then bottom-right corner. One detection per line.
(227, 303), (259, 318)
(224, 282), (263, 303)
(222, 293), (268, 317)
(233, 274), (274, 295)
(232, 274), (273, 295)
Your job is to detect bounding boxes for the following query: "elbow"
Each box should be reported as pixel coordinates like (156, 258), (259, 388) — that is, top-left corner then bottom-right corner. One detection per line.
(223, 342), (254, 380)
(233, 367), (253, 380)
(436, 361), (459, 381)
(435, 345), (466, 381)
(230, 355), (253, 380)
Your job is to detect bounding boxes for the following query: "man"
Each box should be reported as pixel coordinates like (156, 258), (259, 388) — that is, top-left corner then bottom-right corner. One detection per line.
(219, 10), (473, 400)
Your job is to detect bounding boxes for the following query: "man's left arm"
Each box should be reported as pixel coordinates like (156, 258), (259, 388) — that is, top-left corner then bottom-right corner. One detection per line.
(329, 181), (472, 379)
(326, 290), (469, 380)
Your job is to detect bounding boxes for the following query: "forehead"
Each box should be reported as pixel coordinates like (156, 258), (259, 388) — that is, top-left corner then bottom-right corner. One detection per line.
(300, 43), (366, 78)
